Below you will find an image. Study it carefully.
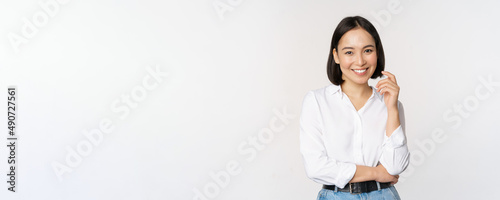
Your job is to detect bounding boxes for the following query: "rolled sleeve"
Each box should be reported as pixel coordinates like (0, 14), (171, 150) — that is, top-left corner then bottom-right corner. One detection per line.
(382, 125), (405, 149)
(299, 91), (356, 188)
(379, 101), (410, 175)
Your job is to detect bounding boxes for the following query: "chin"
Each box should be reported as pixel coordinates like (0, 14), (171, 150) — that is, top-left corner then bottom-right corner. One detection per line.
(352, 74), (372, 83)
(353, 79), (370, 85)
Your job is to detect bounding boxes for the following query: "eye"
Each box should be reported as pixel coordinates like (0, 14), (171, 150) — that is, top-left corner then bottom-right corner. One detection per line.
(345, 51), (353, 55)
(364, 49), (373, 53)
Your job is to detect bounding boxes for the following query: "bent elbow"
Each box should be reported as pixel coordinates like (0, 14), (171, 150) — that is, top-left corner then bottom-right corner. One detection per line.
(304, 165), (321, 181)
(386, 152), (410, 175)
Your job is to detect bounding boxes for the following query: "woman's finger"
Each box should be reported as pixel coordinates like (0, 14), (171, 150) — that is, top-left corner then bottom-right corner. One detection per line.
(376, 80), (390, 92)
(380, 84), (398, 96)
(377, 82), (397, 93)
(376, 78), (396, 90)
(381, 71), (397, 84)
(376, 78), (390, 88)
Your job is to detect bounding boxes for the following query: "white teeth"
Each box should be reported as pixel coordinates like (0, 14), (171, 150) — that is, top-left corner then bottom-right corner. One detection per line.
(353, 69), (367, 73)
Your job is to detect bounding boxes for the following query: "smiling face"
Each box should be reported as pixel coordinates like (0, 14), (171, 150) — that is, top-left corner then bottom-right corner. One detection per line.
(333, 27), (378, 86)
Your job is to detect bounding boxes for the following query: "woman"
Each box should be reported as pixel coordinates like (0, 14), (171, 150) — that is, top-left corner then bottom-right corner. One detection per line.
(299, 16), (410, 200)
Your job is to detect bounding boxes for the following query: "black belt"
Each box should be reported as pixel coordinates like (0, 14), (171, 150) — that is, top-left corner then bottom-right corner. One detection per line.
(323, 181), (391, 194)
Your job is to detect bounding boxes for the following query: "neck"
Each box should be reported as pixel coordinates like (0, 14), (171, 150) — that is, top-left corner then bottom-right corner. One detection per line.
(340, 81), (371, 98)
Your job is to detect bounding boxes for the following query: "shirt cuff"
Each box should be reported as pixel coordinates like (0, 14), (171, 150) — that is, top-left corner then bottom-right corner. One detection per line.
(335, 163), (357, 189)
(382, 125), (406, 149)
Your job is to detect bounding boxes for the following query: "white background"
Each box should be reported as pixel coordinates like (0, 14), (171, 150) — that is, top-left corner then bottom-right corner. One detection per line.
(0, 0), (499, 199)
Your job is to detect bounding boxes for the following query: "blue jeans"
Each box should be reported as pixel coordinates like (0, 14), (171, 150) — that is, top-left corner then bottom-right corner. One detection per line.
(316, 186), (401, 200)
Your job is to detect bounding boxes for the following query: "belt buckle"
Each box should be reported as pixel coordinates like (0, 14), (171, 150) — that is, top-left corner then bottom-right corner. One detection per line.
(349, 183), (361, 194)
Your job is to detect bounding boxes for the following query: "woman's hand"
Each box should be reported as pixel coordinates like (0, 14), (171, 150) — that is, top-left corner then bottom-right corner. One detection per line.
(374, 164), (399, 185)
(375, 71), (400, 110)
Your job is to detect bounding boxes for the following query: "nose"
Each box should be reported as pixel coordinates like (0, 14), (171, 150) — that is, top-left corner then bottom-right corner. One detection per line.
(355, 54), (366, 66)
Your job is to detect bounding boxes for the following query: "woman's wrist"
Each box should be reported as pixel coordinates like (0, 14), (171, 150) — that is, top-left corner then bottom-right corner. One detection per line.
(373, 165), (382, 180)
(350, 165), (378, 183)
(387, 104), (398, 112)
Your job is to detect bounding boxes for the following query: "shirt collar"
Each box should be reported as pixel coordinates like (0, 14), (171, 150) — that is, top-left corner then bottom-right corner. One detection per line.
(327, 83), (384, 102)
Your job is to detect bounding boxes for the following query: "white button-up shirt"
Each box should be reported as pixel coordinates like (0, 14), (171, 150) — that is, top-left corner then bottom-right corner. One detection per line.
(299, 83), (410, 188)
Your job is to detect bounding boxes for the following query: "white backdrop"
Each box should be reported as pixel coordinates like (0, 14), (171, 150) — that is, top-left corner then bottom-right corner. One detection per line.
(1, 0), (499, 199)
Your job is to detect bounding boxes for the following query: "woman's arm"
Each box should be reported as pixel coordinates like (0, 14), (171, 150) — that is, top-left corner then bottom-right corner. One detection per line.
(376, 71), (401, 137)
(300, 91), (357, 189)
(349, 165), (399, 184)
(376, 71), (410, 175)
(386, 104), (400, 137)
(379, 101), (410, 175)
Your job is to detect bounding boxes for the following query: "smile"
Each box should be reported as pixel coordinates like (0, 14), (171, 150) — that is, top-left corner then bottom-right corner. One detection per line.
(352, 68), (368, 75)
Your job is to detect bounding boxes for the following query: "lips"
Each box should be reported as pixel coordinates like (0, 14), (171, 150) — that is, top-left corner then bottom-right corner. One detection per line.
(352, 68), (368, 75)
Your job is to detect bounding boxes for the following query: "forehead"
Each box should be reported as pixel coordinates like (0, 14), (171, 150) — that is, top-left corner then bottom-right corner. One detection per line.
(338, 28), (375, 49)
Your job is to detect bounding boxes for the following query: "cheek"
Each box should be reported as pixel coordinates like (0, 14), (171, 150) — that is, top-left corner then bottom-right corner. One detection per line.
(339, 62), (352, 74)
(339, 55), (354, 69)
(366, 54), (378, 65)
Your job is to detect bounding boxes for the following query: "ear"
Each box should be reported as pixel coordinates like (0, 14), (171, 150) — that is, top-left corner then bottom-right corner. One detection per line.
(333, 48), (340, 64)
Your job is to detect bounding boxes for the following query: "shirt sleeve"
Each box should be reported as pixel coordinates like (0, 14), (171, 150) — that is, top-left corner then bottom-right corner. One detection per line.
(378, 101), (411, 175)
(299, 91), (356, 188)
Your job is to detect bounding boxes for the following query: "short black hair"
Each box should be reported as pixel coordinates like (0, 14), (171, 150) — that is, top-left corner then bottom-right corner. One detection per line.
(327, 16), (385, 85)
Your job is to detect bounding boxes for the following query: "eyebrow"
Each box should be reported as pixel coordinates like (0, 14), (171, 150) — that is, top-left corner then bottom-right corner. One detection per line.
(341, 44), (375, 50)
